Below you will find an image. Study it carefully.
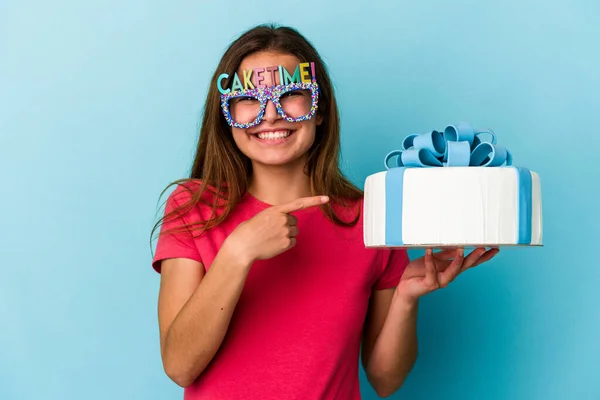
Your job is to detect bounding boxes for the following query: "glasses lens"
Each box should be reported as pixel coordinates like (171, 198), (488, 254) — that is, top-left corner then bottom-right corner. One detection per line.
(279, 88), (313, 119)
(228, 95), (261, 125)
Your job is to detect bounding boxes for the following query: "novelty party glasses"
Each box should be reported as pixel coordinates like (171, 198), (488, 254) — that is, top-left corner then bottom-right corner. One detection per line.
(220, 82), (319, 129)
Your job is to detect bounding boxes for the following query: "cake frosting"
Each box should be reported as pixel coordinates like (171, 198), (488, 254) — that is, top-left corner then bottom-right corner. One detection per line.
(363, 123), (543, 248)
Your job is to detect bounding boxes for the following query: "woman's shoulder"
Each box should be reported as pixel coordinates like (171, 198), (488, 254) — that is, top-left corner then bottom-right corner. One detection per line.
(162, 179), (229, 223)
(166, 179), (224, 205)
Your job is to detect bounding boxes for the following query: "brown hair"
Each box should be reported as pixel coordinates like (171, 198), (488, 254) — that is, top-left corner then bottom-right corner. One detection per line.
(151, 23), (362, 242)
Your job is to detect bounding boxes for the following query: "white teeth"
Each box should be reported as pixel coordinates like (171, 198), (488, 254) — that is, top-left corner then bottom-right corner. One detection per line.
(256, 130), (291, 140)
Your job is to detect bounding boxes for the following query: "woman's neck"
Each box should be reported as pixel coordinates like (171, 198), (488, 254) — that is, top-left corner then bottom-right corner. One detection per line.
(248, 160), (312, 206)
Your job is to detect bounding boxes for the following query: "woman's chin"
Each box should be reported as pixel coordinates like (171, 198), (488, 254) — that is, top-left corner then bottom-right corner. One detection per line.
(248, 152), (308, 169)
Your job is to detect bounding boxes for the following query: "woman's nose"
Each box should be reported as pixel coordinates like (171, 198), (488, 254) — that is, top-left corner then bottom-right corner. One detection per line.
(262, 99), (281, 123)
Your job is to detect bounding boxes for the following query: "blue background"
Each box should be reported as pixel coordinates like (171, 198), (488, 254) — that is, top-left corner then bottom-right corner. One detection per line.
(1, 0), (598, 399)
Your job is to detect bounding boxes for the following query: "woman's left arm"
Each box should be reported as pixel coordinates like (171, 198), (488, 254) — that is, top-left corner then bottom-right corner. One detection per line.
(361, 287), (419, 398)
(362, 247), (499, 398)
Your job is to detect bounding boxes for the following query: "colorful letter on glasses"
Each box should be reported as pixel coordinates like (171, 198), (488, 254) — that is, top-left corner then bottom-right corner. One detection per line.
(217, 62), (317, 94)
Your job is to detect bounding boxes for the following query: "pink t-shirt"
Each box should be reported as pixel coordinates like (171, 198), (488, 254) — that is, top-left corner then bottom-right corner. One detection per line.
(152, 183), (409, 400)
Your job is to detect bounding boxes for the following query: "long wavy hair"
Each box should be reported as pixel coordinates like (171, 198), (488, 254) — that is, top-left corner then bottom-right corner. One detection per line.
(151, 24), (362, 242)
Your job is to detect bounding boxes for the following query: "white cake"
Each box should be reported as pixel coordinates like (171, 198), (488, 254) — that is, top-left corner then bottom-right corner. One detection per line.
(364, 125), (543, 248)
(364, 167), (543, 247)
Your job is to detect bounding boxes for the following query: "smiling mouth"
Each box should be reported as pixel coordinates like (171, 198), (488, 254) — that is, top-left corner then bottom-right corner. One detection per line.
(253, 130), (294, 140)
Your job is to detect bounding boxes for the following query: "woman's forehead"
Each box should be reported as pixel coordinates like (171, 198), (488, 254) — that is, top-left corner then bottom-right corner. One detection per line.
(239, 51), (300, 72)
(238, 52), (301, 86)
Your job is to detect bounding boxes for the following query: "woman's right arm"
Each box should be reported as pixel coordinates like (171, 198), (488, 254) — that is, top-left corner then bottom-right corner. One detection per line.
(158, 242), (251, 388)
(157, 195), (328, 387)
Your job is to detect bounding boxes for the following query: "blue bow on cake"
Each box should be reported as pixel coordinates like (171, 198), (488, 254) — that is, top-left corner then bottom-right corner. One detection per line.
(385, 122), (513, 169)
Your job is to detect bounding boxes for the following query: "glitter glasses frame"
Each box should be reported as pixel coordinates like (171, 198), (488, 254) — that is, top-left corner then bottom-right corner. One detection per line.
(220, 82), (319, 129)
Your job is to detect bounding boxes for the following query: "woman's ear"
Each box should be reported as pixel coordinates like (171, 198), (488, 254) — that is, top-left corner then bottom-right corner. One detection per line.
(316, 114), (324, 126)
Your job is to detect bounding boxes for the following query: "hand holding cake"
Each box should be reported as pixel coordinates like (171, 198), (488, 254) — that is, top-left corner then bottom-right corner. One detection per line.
(395, 247), (499, 302)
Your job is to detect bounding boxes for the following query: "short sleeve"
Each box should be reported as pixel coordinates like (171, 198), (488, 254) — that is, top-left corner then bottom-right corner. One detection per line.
(152, 186), (203, 273)
(373, 249), (410, 290)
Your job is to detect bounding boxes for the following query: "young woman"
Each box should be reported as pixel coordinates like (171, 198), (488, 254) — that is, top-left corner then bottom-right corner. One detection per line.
(151, 24), (498, 399)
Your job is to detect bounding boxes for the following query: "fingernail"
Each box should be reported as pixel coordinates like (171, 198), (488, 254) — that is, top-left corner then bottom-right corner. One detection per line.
(321, 196), (329, 203)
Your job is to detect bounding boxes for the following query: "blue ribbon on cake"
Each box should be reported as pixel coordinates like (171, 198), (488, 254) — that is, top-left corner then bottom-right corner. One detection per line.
(383, 122), (533, 245)
(384, 122), (512, 169)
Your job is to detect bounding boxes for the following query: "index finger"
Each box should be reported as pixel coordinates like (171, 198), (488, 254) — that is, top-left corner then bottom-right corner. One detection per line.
(274, 196), (329, 214)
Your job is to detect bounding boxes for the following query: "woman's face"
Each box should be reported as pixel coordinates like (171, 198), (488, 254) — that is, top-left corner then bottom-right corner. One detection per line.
(229, 51), (322, 169)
